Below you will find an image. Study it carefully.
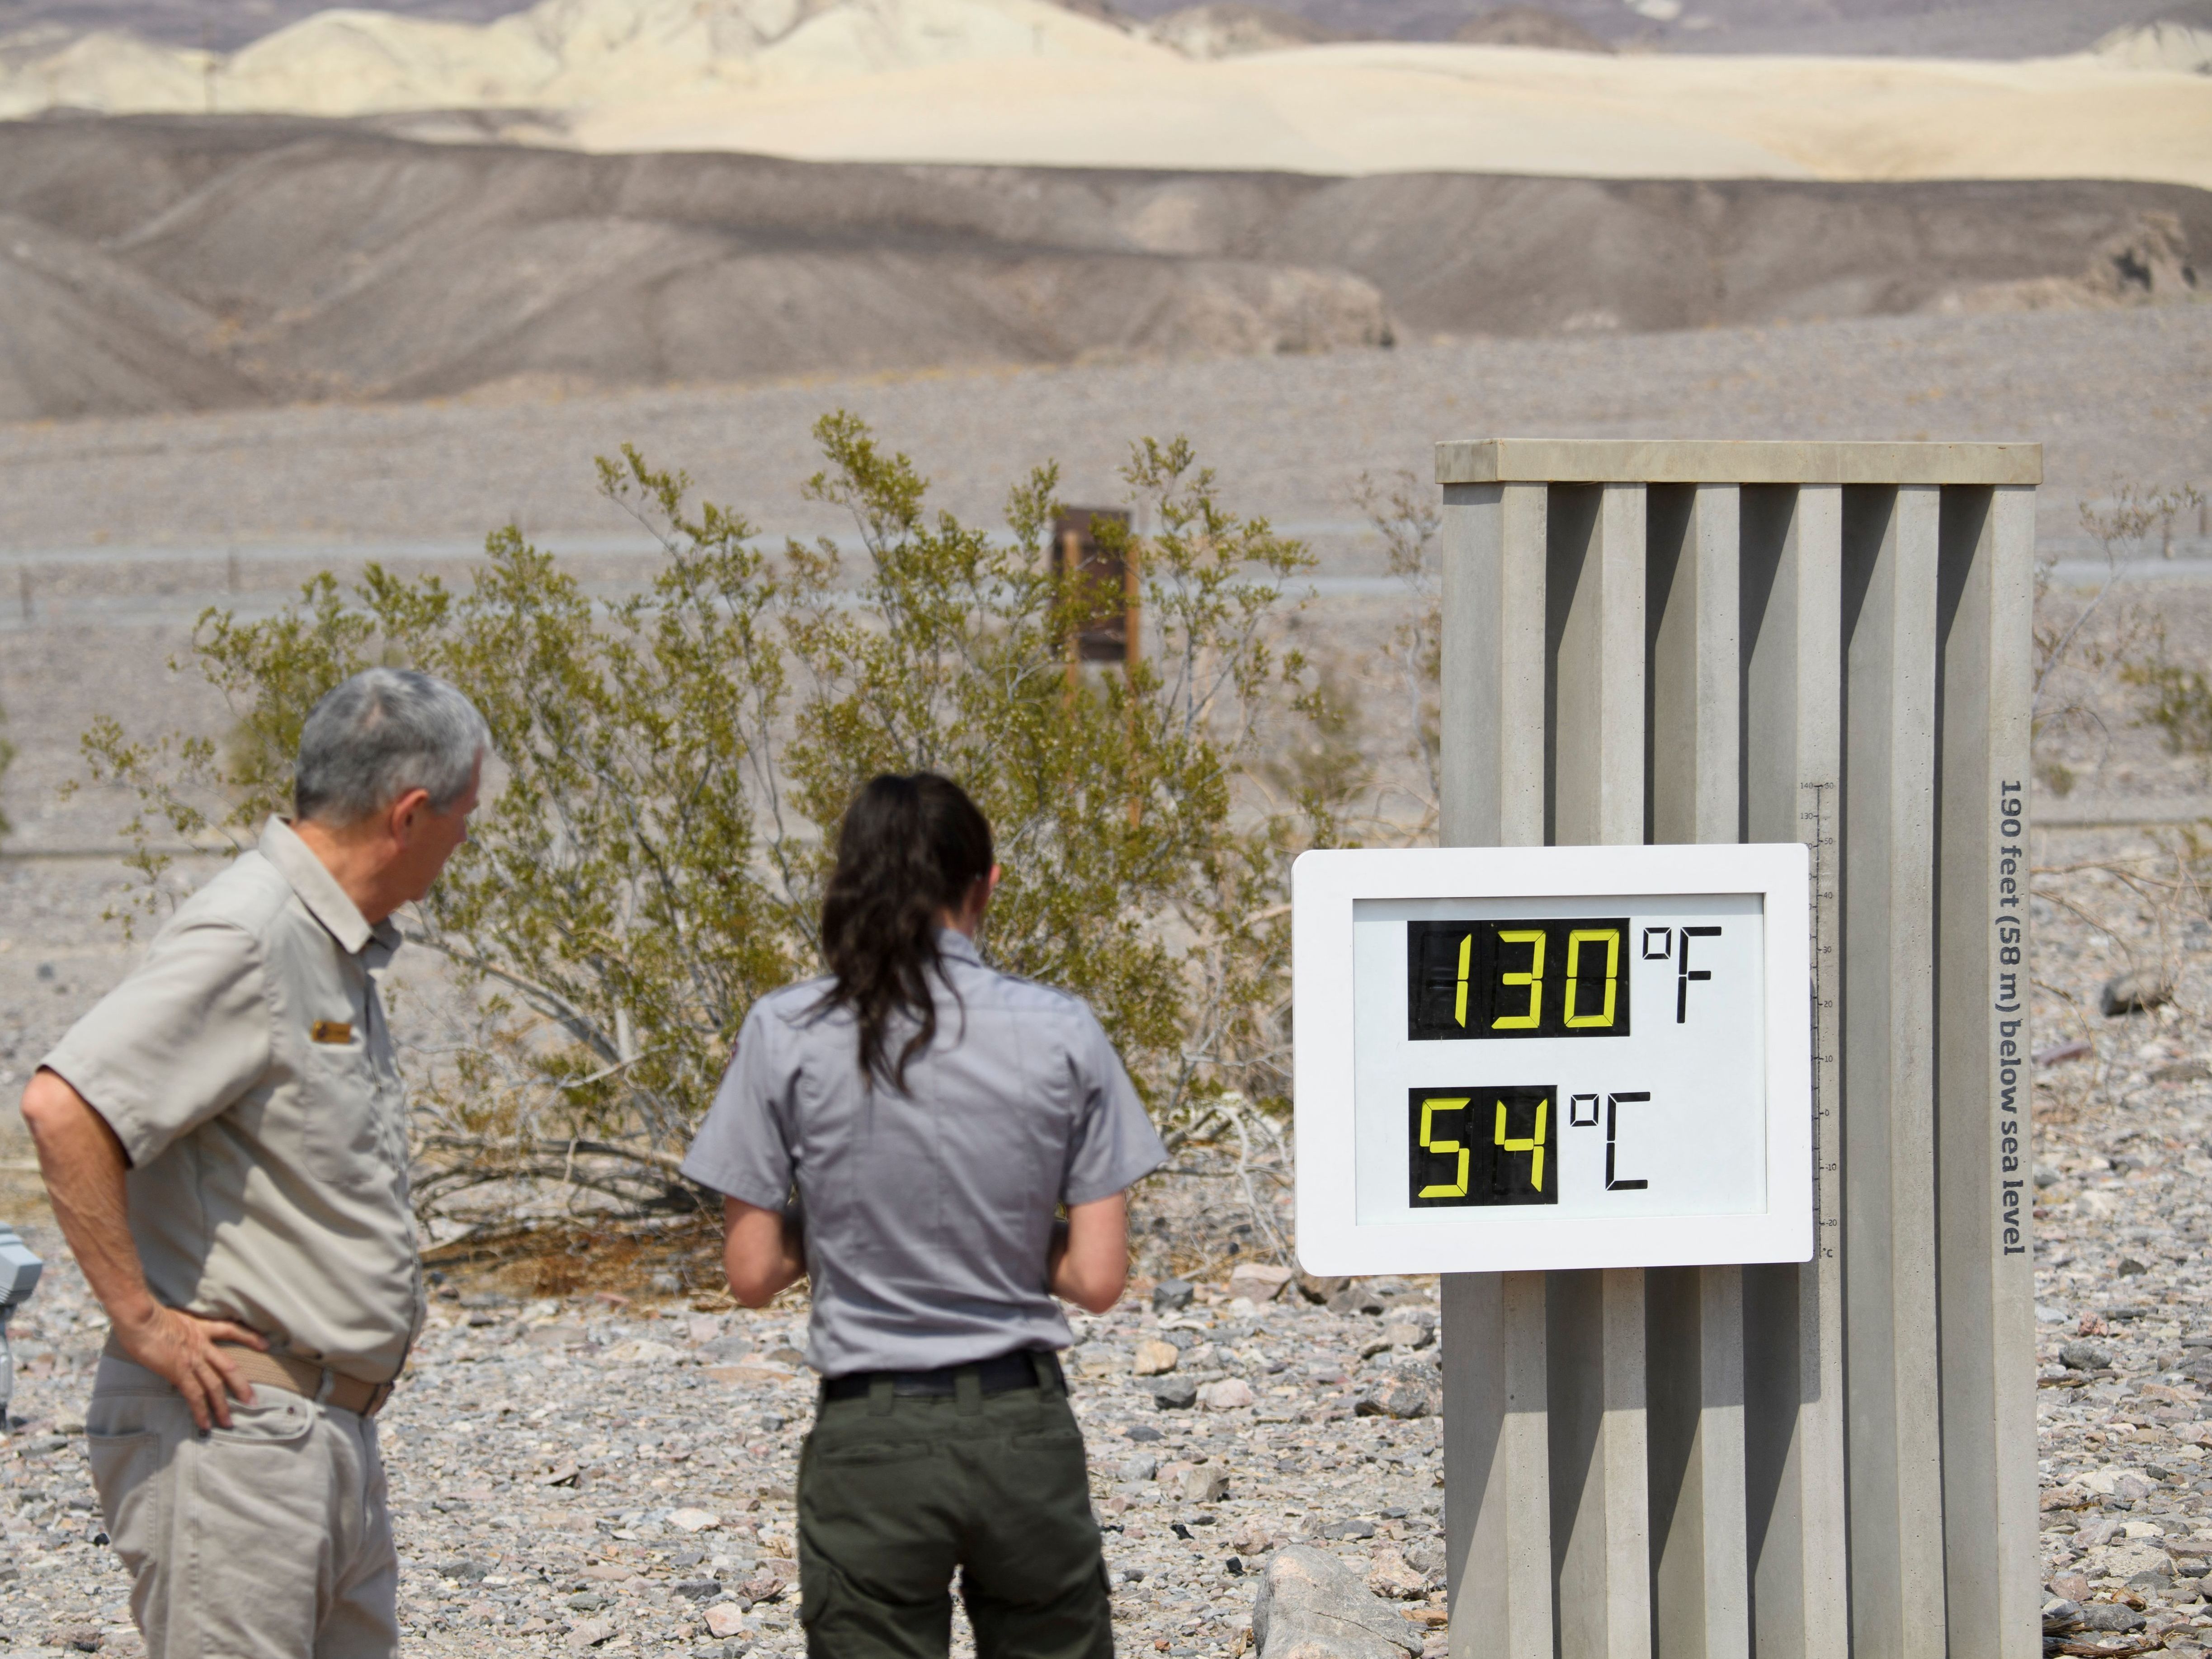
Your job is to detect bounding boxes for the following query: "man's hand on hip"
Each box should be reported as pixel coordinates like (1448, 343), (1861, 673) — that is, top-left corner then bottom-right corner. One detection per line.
(21, 1067), (269, 1430)
(111, 1304), (267, 1432)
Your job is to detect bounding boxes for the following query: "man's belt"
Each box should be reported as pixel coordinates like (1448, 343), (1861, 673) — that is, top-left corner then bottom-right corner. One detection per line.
(104, 1333), (395, 1417)
(822, 1348), (1062, 1402)
(217, 1344), (395, 1417)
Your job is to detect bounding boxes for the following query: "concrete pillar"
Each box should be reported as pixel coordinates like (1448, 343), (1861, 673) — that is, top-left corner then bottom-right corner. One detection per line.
(1738, 485), (1850, 1659)
(1932, 484), (2039, 1659)
(1644, 482), (1750, 1659)
(1440, 480), (1554, 1659)
(1547, 482), (1651, 1659)
(1839, 484), (1947, 1658)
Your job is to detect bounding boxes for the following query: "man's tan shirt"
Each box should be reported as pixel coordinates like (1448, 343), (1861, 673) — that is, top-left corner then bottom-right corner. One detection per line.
(44, 817), (422, 1382)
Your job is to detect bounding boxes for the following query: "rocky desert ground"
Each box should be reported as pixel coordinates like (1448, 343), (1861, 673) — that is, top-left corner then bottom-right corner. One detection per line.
(0, 260), (2207, 1657)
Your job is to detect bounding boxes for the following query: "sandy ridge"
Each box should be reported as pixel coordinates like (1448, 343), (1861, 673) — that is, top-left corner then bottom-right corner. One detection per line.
(0, 0), (2207, 186)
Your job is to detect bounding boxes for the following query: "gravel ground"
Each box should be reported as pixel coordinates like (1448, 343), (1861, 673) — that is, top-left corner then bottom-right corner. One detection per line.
(0, 1254), (1449, 1659)
(2, 823), (2210, 1657)
(4, 302), (2212, 1654)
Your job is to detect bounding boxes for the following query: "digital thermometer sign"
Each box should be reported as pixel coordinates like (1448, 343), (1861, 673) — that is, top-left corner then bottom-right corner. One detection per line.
(1292, 844), (1813, 1275)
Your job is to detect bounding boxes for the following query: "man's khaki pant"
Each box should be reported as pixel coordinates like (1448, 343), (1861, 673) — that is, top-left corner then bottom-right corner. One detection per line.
(84, 1355), (398, 1659)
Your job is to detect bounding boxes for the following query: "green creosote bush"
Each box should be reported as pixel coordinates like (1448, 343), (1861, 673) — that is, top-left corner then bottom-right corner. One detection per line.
(79, 414), (1348, 1222)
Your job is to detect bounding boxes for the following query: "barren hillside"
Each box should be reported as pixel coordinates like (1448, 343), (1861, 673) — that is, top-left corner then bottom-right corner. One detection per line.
(0, 115), (2205, 420)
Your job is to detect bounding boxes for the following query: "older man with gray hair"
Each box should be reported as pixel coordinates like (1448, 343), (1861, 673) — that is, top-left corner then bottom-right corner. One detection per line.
(21, 666), (488, 1659)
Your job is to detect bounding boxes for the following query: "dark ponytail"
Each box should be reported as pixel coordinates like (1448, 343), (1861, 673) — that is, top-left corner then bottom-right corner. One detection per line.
(817, 773), (995, 1091)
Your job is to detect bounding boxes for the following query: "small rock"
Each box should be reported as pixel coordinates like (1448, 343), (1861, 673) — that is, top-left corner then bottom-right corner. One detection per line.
(1159, 1461), (1230, 1503)
(1357, 1382), (1436, 1421)
(1323, 1518), (1377, 1541)
(1329, 1284), (1387, 1317)
(2104, 970), (2174, 1018)
(566, 1618), (617, 1650)
(2042, 1599), (2085, 1634)
(675, 1579), (722, 1602)
(53, 1627), (101, 1654)
(2155, 1060), (2212, 1083)
(2034, 1163), (2063, 1188)
(567, 1593), (607, 1612)
(1200, 1379), (1255, 1410)
(1153, 1279), (1196, 1314)
(2061, 1341), (2113, 1371)
(1382, 1316), (1435, 1351)
(1366, 1549), (1429, 1600)
(603, 1339), (685, 1365)
(739, 1565), (792, 1603)
(1151, 1377), (1198, 1410)
(667, 1508), (721, 1532)
(1133, 1340), (1181, 1377)
(1228, 1263), (1294, 1304)
(1252, 1544), (1420, 1659)
(705, 1604), (749, 1639)
(1122, 1453), (1160, 1481)
(698, 1336), (756, 1364)
(2084, 1604), (2149, 1633)
(2118, 1257), (2151, 1277)
(2052, 1574), (2094, 1603)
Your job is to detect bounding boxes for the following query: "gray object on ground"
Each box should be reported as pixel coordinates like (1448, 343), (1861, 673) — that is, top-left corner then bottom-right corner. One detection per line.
(1251, 1545), (1420, 1659)
(2103, 969), (2175, 1016)
(1150, 1377), (1198, 1410)
(1152, 1278), (1195, 1313)
(0, 1224), (46, 1423)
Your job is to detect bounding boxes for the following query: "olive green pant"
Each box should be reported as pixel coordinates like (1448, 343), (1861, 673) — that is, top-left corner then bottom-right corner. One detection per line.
(796, 1362), (1113, 1659)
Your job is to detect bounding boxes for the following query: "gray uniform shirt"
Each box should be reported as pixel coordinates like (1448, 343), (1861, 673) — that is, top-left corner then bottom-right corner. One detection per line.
(681, 930), (1166, 1376)
(42, 818), (421, 1383)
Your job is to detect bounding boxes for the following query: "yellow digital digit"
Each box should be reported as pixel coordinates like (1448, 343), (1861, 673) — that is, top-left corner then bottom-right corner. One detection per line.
(1492, 928), (1544, 1029)
(1563, 928), (1621, 1028)
(1453, 933), (1472, 1029)
(1494, 1096), (1549, 1192)
(1417, 1097), (1471, 1198)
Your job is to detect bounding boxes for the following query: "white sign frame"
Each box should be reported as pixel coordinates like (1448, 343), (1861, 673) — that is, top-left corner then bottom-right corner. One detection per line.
(1292, 843), (1814, 1275)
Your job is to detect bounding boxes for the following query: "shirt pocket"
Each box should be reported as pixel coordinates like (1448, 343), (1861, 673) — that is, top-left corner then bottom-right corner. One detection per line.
(297, 1037), (401, 1194)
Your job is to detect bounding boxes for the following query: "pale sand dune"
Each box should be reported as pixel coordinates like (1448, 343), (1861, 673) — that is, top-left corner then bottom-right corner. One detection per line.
(572, 45), (2212, 187)
(0, 0), (2205, 185)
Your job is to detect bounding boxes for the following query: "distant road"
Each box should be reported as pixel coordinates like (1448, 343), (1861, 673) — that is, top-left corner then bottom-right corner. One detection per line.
(2, 531), (2203, 633)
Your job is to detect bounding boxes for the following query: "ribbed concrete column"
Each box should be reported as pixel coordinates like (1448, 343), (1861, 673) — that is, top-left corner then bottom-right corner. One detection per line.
(1440, 480), (1554, 1659)
(1443, 1272), (1554, 1659)
(1644, 483), (1749, 1659)
(1839, 484), (1947, 1659)
(1547, 482), (1651, 1659)
(1739, 485), (1849, 1659)
(1932, 484), (2039, 1659)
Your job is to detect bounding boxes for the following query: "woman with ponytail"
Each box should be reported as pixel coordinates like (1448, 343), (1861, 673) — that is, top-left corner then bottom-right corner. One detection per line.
(682, 773), (1165, 1659)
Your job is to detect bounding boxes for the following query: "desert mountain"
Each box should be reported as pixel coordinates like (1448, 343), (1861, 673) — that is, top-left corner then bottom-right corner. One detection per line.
(1, 0), (2195, 55)
(0, 115), (2203, 422)
(1, 0), (2205, 186)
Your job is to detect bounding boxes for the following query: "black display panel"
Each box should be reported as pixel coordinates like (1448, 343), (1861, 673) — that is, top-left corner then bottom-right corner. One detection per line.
(1407, 1086), (1558, 1208)
(1406, 918), (1632, 1042)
